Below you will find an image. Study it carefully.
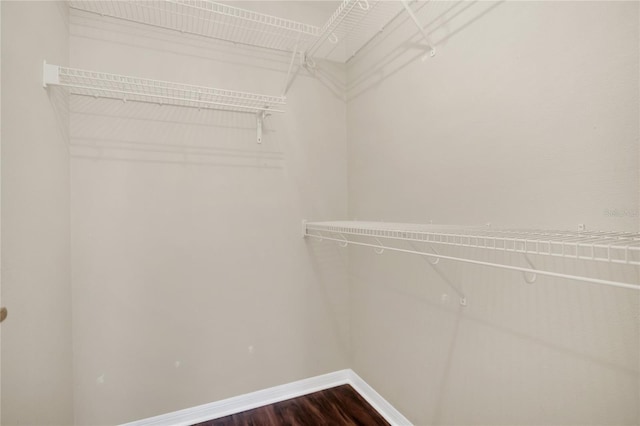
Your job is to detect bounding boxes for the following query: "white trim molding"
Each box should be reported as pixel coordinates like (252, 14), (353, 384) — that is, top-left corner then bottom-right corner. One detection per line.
(345, 370), (412, 426)
(121, 369), (412, 426)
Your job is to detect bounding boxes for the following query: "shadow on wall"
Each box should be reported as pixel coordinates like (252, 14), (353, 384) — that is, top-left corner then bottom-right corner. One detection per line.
(297, 58), (349, 101)
(346, 241), (639, 424)
(57, 0), (505, 160)
(346, 0), (505, 101)
(57, 7), (300, 169)
(47, 81), (71, 145)
(70, 6), (349, 102)
(69, 9), (294, 77)
(304, 239), (351, 362)
(64, 93), (285, 169)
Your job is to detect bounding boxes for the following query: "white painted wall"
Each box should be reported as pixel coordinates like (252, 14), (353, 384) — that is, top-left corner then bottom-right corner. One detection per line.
(346, 1), (639, 425)
(1, 2), (74, 425)
(68, 2), (349, 424)
(2, 1), (638, 425)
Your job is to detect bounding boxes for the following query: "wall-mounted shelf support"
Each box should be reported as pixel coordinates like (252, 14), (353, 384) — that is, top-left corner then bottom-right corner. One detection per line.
(409, 242), (468, 306)
(306, 0), (361, 58)
(522, 253), (537, 284)
(282, 48), (310, 96)
(256, 110), (269, 144)
(400, 0), (436, 59)
(337, 233), (349, 248)
(373, 237), (385, 254)
(42, 61), (59, 88)
(303, 221), (640, 291)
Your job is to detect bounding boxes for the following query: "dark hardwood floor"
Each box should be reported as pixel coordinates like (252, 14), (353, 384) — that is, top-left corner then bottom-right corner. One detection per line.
(194, 384), (390, 426)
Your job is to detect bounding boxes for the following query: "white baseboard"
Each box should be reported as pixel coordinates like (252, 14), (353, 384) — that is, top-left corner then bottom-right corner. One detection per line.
(121, 369), (412, 426)
(345, 370), (412, 426)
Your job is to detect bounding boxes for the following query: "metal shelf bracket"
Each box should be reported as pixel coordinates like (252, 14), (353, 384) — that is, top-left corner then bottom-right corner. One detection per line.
(374, 237), (385, 254)
(400, 0), (436, 59)
(256, 109), (271, 144)
(427, 245), (441, 265)
(42, 61), (59, 88)
(337, 233), (349, 247)
(522, 253), (537, 284)
(409, 241), (468, 306)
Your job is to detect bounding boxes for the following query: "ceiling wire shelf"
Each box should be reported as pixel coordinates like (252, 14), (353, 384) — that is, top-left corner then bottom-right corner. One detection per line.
(69, 0), (321, 53)
(307, 0), (408, 63)
(43, 62), (286, 114)
(304, 221), (640, 291)
(68, 0), (413, 65)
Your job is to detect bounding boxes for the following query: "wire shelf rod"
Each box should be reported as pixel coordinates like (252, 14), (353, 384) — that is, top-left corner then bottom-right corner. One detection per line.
(307, 233), (639, 291)
(310, 227), (640, 253)
(60, 67), (285, 104)
(312, 224), (640, 245)
(53, 82), (284, 113)
(44, 63), (286, 114)
(60, 69), (281, 103)
(304, 222), (640, 268)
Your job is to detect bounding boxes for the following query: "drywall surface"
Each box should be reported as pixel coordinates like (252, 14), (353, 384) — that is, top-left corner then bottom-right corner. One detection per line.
(1, 1), (74, 425)
(346, 1), (639, 425)
(68, 2), (348, 424)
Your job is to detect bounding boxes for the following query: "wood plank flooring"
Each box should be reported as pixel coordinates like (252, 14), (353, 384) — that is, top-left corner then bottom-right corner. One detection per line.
(193, 384), (390, 426)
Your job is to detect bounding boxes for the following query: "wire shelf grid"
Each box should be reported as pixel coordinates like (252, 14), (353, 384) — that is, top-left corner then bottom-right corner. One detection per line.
(69, 0), (321, 53)
(308, 0), (407, 62)
(46, 64), (286, 113)
(70, 0), (408, 64)
(304, 221), (640, 291)
(305, 221), (640, 266)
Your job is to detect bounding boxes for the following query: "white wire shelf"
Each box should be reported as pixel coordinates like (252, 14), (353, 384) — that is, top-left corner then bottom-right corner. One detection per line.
(304, 221), (640, 291)
(307, 0), (408, 63)
(43, 62), (286, 114)
(69, 0), (411, 64)
(69, 0), (321, 53)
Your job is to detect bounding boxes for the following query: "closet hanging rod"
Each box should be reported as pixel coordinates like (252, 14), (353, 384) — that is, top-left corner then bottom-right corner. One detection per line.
(303, 221), (640, 291)
(307, 233), (639, 291)
(42, 62), (286, 114)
